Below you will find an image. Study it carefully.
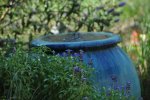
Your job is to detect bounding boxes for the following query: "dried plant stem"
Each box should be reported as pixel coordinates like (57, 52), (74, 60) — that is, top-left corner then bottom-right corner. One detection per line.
(0, 8), (10, 22)
(0, 0), (14, 22)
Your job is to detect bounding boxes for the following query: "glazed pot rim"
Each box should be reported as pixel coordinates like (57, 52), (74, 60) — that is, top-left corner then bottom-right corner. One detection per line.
(31, 32), (121, 50)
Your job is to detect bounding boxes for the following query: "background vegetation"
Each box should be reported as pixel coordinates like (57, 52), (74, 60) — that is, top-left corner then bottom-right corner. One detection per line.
(121, 0), (150, 99)
(0, 0), (124, 45)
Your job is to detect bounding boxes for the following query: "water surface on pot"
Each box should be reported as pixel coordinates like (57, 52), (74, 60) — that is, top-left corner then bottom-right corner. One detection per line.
(42, 32), (108, 42)
(31, 32), (141, 98)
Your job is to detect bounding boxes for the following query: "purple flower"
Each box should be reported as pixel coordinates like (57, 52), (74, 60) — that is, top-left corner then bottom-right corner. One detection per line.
(118, 2), (126, 7)
(73, 53), (80, 57)
(73, 66), (81, 73)
(65, 49), (73, 54)
(107, 8), (114, 13)
(126, 82), (131, 90)
(111, 75), (117, 82)
(114, 86), (120, 91)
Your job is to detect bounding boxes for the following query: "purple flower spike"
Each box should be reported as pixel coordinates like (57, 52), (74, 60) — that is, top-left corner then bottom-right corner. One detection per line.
(73, 53), (80, 57)
(118, 2), (126, 7)
(73, 66), (81, 73)
(111, 75), (117, 82)
(107, 8), (114, 13)
(65, 49), (73, 54)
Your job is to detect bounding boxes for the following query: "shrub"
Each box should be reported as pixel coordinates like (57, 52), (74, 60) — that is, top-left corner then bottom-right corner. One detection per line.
(0, 47), (97, 99)
(0, 47), (135, 100)
(0, 0), (126, 45)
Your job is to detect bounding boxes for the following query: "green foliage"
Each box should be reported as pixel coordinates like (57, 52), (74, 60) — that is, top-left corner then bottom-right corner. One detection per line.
(0, 0), (125, 44)
(0, 47), (135, 100)
(138, 5), (150, 99)
(122, 0), (150, 19)
(0, 47), (96, 99)
(121, 0), (150, 99)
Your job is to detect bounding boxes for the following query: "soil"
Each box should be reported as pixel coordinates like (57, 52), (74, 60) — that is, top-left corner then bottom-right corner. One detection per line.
(42, 33), (109, 42)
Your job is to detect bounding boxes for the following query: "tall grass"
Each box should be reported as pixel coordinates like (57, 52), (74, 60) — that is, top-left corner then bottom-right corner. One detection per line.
(0, 47), (96, 99)
(0, 47), (136, 100)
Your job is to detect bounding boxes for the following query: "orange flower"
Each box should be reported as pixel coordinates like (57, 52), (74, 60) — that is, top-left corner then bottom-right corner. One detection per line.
(130, 30), (139, 46)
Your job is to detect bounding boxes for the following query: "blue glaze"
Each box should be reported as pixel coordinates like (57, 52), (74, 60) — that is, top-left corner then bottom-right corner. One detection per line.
(31, 32), (141, 98)
(82, 46), (140, 98)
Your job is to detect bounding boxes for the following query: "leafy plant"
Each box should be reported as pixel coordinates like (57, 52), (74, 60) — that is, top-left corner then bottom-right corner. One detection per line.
(0, 47), (96, 99)
(0, 47), (136, 100)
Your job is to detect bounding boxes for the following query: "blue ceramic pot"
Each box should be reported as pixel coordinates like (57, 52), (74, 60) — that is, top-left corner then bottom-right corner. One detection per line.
(31, 32), (141, 98)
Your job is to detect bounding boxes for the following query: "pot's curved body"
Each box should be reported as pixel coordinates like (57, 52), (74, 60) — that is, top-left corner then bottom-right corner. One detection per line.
(31, 32), (141, 98)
